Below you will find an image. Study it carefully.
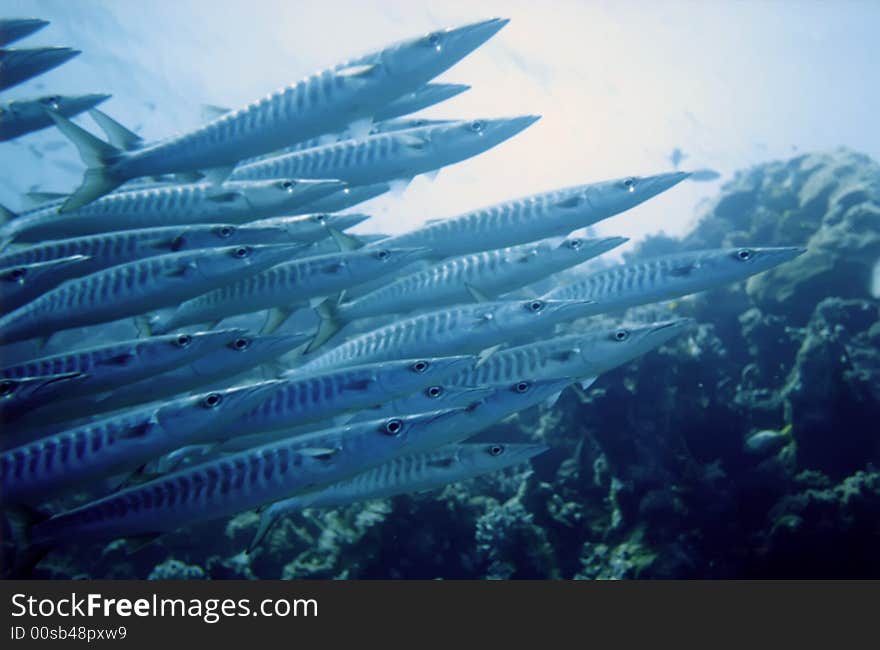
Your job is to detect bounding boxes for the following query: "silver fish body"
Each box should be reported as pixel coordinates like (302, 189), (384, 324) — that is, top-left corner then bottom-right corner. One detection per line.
(250, 441), (547, 550)
(0, 255), (92, 313)
(1, 381), (283, 504)
(230, 116), (539, 186)
(0, 93), (110, 142)
(244, 212), (370, 246)
(297, 183), (390, 213)
(374, 172), (689, 259)
(544, 247), (807, 311)
(448, 320), (693, 387)
(0, 178), (343, 245)
(0, 243), (302, 345)
(28, 408), (470, 546)
(1, 329), (242, 418)
(0, 222), (308, 277)
(56, 18), (509, 209)
(235, 355), (475, 437)
(149, 246), (431, 334)
(0, 372), (85, 423)
(317, 235), (627, 338)
(295, 299), (596, 373)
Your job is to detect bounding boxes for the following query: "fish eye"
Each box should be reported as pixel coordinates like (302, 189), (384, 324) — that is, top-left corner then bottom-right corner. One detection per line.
(411, 360), (430, 373)
(313, 214), (328, 223)
(216, 225), (235, 238)
(175, 334), (192, 348)
(426, 32), (442, 48)
(281, 180), (296, 191)
(567, 239), (582, 250)
(614, 329), (630, 342)
(527, 300), (545, 313)
(232, 337), (251, 351)
(736, 248), (753, 261)
(383, 418), (404, 435)
(170, 234), (187, 251)
(425, 385), (444, 398)
(374, 249), (391, 260)
(488, 444), (505, 457)
(203, 393), (223, 408)
(413, 119), (426, 127)
(0, 379), (17, 397)
(622, 177), (636, 192)
(469, 120), (485, 133)
(8, 267), (26, 282)
(233, 246), (250, 258)
(514, 381), (530, 394)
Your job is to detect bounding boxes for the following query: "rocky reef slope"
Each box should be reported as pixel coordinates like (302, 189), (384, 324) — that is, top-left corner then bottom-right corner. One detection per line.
(27, 149), (880, 579)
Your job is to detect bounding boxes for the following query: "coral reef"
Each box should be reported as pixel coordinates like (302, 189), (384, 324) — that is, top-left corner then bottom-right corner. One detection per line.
(20, 149), (880, 579)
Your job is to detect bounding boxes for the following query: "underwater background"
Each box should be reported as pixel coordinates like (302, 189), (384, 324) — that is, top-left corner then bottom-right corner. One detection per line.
(1, 1), (879, 578)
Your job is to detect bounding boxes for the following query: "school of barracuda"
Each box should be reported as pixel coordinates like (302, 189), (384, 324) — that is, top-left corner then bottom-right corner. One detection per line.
(0, 16), (805, 570)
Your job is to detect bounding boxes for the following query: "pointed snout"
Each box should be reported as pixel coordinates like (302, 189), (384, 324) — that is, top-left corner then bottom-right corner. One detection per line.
(430, 354), (481, 379)
(330, 212), (371, 231)
(444, 18), (510, 49)
(0, 18), (49, 46)
(639, 171), (691, 197)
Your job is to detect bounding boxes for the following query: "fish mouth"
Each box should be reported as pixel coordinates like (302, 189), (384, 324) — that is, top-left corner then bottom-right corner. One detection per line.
(334, 212), (371, 229)
(431, 354), (480, 377)
(397, 246), (433, 262)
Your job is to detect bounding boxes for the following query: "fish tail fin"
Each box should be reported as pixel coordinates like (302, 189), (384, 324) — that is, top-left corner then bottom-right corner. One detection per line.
(46, 109), (126, 211)
(248, 502), (296, 555)
(0, 203), (17, 251)
(307, 298), (344, 352)
(88, 108), (143, 151)
(0, 202), (18, 225)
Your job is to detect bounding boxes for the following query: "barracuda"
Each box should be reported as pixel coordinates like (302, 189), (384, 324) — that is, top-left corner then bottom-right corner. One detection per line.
(0, 243), (303, 345)
(293, 298), (596, 373)
(0, 222), (312, 277)
(28, 408), (474, 546)
(44, 331), (311, 422)
(372, 172), (690, 259)
(243, 212), (370, 246)
(249, 441), (547, 551)
(1, 381), (283, 505)
(230, 116), (538, 187)
(216, 383), (494, 453)
(0, 94), (110, 142)
(543, 247), (807, 310)
(0, 255), (92, 313)
(51, 19), (509, 210)
(309, 235), (628, 351)
(0, 178), (343, 246)
(1, 329), (242, 413)
(148, 245), (431, 335)
(0, 47), (80, 91)
(234, 355), (475, 437)
(0, 372), (85, 423)
(447, 320), (693, 388)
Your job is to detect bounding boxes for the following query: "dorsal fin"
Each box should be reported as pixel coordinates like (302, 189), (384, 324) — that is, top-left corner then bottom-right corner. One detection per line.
(89, 109), (143, 151)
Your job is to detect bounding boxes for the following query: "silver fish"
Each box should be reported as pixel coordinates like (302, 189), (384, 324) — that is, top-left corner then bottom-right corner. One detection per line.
(51, 18), (509, 209)
(28, 408), (470, 546)
(373, 172), (689, 259)
(0, 94), (110, 142)
(234, 355), (475, 437)
(0, 47), (80, 91)
(229, 117), (539, 187)
(1, 380), (283, 504)
(448, 320), (693, 389)
(250, 441), (547, 551)
(298, 183), (390, 214)
(544, 247), (807, 310)
(148, 245), (431, 335)
(294, 299), (595, 373)
(1, 329), (242, 417)
(0, 222), (309, 276)
(0, 244), (303, 345)
(309, 235), (628, 351)
(0, 178), (343, 246)
(0, 372), (85, 423)
(0, 255), (92, 313)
